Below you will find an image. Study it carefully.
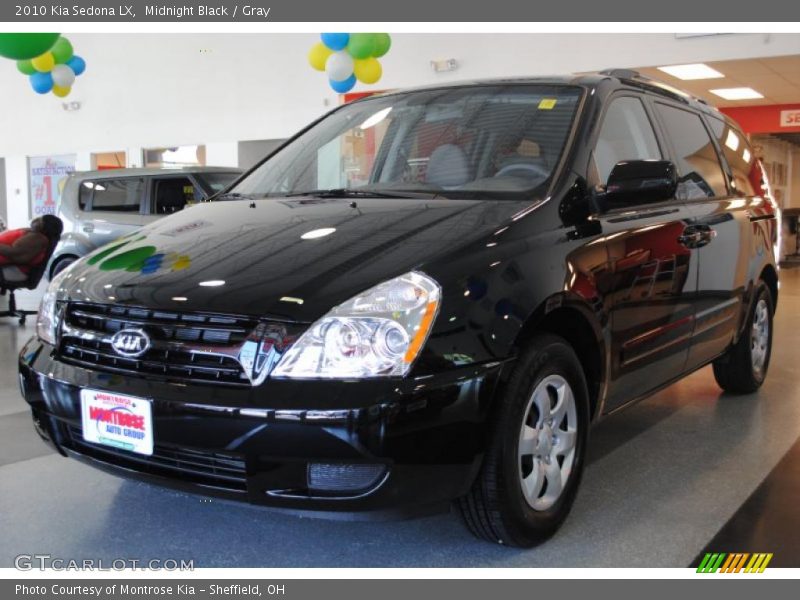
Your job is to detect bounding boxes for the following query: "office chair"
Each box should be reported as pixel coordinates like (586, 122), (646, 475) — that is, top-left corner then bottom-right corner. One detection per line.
(0, 221), (62, 326)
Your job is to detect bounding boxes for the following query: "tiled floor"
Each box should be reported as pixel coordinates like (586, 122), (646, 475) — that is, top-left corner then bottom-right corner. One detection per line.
(1, 269), (799, 567)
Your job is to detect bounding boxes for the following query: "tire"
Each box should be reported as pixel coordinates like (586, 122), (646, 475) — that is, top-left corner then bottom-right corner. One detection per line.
(458, 333), (590, 547)
(50, 256), (77, 279)
(712, 282), (774, 394)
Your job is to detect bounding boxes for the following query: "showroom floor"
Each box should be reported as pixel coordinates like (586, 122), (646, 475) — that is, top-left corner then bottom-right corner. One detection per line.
(1, 269), (799, 568)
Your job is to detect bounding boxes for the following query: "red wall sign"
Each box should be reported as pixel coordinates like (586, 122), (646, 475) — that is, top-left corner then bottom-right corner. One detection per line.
(780, 108), (800, 127)
(342, 90), (388, 104)
(719, 104), (800, 134)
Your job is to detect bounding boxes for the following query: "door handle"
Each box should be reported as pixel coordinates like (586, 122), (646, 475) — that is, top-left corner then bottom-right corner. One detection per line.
(82, 223), (94, 233)
(678, 225), (716, 248)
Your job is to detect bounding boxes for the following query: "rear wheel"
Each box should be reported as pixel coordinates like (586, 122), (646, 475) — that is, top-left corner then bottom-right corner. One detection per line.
(50, 255), (77, 279)
(712, 283), (774, 394)
(458, 334), (589, 547)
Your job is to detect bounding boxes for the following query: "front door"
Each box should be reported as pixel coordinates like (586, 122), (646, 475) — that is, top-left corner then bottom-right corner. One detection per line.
(589, 95), (700, 412)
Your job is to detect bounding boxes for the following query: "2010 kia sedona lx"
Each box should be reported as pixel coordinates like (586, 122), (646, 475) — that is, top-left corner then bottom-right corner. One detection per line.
(20, 70), (779, 547)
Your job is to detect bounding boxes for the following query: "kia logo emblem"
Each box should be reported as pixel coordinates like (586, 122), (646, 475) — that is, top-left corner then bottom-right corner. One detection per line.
(110, 329), (151, 357)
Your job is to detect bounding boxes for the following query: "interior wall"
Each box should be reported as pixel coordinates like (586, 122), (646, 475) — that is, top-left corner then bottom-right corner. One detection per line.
(755, 137), (794, 207)
(0, 158), (6, 228)
(0, 33), (798, 158)
(238, 139), (286, 170)
(205, 142), (239, 168)
(3, 156), (29, 228)
(2, 32), (800, 228)
(791, 149), (800, 209)
(753, 135), (799, 259)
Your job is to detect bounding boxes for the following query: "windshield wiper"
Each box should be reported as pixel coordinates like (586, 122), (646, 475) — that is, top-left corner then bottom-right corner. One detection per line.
(285, 188), (437, 199)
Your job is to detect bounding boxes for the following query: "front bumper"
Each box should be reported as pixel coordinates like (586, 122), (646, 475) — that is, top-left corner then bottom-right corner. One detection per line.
(19, 337), (508, 518)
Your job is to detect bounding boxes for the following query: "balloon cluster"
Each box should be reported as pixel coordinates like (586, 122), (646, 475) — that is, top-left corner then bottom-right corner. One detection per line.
(0, 33), (87, 98)
(308, 33), (391, 93)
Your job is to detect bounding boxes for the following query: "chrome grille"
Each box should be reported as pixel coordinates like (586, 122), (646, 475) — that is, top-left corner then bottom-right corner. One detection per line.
(59, 302), (259, 386)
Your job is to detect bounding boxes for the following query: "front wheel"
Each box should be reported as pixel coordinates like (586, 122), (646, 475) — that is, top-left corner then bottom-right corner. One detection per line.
(458, 334), (589, 547)
(712, 282), (774, 394)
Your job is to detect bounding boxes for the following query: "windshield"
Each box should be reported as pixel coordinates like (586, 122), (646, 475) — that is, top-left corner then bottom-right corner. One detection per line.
(230, 84), (583, 200)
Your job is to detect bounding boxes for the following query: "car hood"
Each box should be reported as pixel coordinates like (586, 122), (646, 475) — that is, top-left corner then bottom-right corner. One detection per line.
(63, 196), (534, 321)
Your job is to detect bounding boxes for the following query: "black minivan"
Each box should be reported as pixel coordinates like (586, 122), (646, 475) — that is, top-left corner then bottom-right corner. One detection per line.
(20, 70), (779, 547)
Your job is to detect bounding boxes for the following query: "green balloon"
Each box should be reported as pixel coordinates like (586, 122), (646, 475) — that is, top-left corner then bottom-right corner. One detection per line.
(373, 33), (391, 58)
(346, 33), (376, 60)
(50, 36), (73, 64)
(0, 33), (59, 60)
(16, 60), (35, 75)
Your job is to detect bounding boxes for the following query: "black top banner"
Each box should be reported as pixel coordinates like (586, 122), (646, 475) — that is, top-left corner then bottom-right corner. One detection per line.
(1, 0), (798, 22)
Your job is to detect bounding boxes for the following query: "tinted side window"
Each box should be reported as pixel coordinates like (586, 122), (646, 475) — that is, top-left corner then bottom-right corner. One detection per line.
(593, 96), (661, 184)
(708, 117), (757, 196)
(90, 178), (144, 212)
(654, 104), (727, 200)
(153, 177), (198, 215)
(78, 181), (93, 210)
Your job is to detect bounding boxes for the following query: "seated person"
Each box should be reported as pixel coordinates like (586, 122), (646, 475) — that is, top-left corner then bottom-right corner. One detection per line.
(0, 215), (63, 283)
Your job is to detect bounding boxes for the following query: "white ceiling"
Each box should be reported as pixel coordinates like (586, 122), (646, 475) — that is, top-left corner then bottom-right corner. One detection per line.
(636, 55), (800, 107)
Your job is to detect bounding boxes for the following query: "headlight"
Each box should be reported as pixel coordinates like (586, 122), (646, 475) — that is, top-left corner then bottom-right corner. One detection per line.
(272, 271), (441, 379)
(36, 268), (72, 345)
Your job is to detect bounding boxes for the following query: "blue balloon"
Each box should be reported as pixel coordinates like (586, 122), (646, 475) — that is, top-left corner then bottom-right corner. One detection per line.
(30, 71), (54, 94)
(329, 74), (356, 93)
(321, 33), (349, 51)
(66, 55), (86, 76)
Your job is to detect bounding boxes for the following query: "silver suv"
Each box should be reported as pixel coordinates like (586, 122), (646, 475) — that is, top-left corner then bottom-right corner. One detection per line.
(48, 167), (241, 278)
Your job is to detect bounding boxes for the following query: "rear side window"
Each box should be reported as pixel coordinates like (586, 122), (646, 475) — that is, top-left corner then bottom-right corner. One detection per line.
(708, 117), (758, 196)
(593, 96), (661, 184)
(78, 182), (92, 210)
(81, 178), (144, 212)
(654, 104), (727, 200)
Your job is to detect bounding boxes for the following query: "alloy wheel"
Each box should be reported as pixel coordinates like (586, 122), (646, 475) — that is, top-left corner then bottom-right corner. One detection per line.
(518, 374), (578, 511)
(751, 298), (770, 378)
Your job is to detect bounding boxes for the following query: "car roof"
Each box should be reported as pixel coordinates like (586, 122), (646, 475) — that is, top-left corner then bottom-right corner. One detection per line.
(360, 71), (725, 119)
(68, 166), (242, 181)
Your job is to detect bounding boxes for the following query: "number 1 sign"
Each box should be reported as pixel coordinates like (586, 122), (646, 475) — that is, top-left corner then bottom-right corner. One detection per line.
(28, 154), (76, 218)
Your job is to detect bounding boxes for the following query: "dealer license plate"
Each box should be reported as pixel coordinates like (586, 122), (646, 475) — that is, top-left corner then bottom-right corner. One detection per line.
(80, 389), (153, 456)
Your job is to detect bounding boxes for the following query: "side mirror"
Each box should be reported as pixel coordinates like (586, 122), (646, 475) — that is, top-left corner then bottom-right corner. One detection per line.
(600, 160), (677, 210)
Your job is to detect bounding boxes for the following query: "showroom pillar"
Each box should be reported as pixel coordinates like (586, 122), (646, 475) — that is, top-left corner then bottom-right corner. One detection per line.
(0, 158), (6, 227)
(2, 156), (28, 230)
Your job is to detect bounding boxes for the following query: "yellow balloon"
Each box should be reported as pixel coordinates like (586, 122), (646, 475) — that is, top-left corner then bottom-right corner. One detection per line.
(353, 57), (382, 84)
(308, 42), (333, 72)
(52, 85), (71, 98)
(31, 51), (55, 73)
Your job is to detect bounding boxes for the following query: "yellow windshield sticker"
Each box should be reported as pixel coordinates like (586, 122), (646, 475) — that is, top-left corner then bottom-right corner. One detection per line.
(538, 98), (557, 110)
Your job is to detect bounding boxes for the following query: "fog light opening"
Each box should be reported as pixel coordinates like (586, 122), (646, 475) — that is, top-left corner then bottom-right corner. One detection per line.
(307, 462), (388, 495)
